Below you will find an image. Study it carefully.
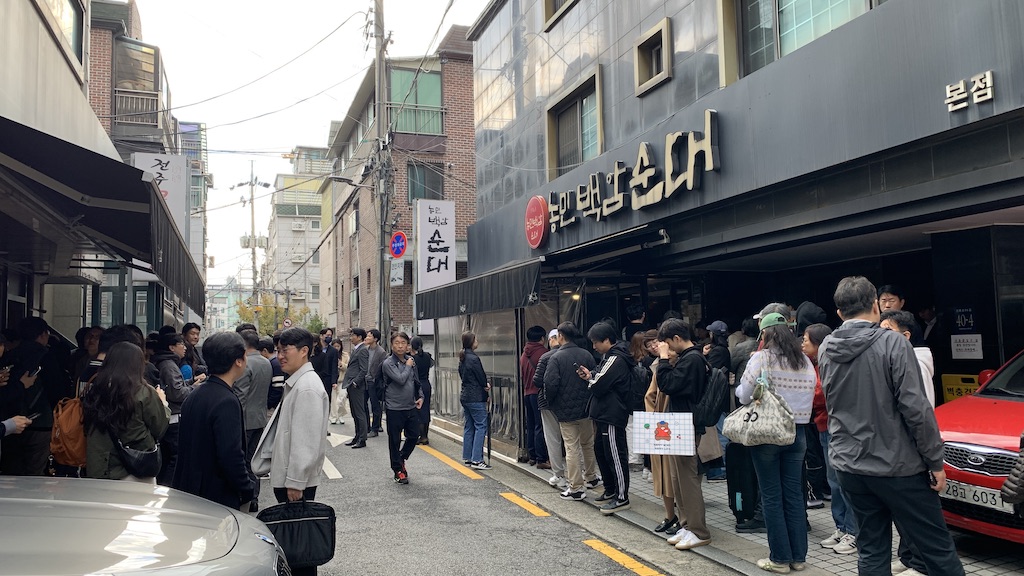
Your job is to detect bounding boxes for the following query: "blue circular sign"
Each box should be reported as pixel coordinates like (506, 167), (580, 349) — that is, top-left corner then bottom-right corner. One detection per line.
(389, 231), (407, 259)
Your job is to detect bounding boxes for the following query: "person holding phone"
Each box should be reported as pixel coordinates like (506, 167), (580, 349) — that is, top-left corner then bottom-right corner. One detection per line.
(459, 332), (491, 470)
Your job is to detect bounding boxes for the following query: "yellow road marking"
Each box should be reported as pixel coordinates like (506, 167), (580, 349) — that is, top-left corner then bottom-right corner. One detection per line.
(583, 539), (664, 576)
(500, 492), (550, 517)
(418, 445), (484, 479)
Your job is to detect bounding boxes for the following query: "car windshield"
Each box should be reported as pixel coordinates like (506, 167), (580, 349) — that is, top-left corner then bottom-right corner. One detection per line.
(979, 352), (1024, 397)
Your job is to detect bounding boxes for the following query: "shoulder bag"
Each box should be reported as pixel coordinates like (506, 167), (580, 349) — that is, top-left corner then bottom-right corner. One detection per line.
(722, 366), (796, 447)
(108, 429), (162, 478)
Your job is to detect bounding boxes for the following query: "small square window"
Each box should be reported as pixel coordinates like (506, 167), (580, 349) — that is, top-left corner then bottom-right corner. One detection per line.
(634, 18), (673, 97)
(310, 220), (321, 230)
(547, 72), (603, 180)
(544, 0), (581, 31)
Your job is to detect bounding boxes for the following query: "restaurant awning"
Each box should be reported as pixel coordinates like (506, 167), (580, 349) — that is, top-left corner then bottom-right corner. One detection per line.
(415, 258), (542, 319)
(0, 116), (205, 316)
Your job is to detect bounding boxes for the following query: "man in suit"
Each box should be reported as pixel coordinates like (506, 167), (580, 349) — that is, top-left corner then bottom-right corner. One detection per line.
(343, 328), (370, 448)
(233, 329), (273, 510)
(364, 329), (387, 437)
(172, 332), (255, 510)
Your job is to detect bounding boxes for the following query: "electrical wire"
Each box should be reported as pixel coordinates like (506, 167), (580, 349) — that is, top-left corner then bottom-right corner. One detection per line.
(385, 0), (455, 135)
(98, 10), (366, 119)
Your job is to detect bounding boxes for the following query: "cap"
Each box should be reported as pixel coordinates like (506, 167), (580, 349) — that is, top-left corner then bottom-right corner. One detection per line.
(707, 320), (728, 335)
(759, 313), (789, 331)
(548, 329), (559, 340)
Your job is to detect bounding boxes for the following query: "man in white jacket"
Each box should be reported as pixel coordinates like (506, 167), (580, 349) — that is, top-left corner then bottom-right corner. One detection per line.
(881, 310), (935, 408)
(271, 328), (329, 508)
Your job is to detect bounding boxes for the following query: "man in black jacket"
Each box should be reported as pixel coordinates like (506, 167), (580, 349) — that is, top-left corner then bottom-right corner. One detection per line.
(656, 319), (712, 551)
(578, 322), (633, 514)
(544, 322), (599, 501)
(173, 332), (255, 510)
(343, 328), (370, 448)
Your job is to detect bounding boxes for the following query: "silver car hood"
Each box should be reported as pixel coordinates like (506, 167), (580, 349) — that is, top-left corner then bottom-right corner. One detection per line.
(0, 477), (243, 575)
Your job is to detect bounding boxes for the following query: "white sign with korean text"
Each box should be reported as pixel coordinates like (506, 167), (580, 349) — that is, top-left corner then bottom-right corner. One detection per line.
(631, 411), (695, 456)
(415, 200), (456, 334)
(389, 259), (404, 287)
(134, 153), (189, 237)
(951, 334), (983, 360)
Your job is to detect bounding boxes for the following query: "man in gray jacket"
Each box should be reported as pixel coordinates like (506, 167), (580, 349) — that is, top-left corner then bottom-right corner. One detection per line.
(818, 276), (963, 576)
(381, 331), (424, 484)
(233, 329), (272, 509)
(343, 328), (369, 448)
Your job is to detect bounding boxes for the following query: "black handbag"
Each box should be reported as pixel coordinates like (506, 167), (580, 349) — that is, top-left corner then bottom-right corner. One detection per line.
(108, 430), (162, 478)
(257, 500), (336, 568)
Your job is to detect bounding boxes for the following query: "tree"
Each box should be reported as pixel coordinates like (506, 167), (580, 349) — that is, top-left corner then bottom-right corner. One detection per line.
(235, 294), (288, 335)
(304, 312), (327, 334)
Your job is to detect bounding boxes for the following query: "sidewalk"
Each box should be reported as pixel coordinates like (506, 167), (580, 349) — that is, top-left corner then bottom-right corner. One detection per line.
(431, 423), (1024, 575)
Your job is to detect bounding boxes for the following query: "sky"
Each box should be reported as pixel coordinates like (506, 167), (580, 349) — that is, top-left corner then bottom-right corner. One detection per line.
(133, 0), (490, 286)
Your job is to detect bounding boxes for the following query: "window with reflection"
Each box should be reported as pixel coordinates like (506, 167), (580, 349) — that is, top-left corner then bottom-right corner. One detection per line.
(553, 83), (599, 178)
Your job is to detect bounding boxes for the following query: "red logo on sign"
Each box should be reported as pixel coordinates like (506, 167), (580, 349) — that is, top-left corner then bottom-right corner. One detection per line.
(525, 195), (549, 249)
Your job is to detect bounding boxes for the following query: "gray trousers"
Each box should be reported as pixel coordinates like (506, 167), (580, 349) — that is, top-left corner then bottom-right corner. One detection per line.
(540, 409), (566, 479)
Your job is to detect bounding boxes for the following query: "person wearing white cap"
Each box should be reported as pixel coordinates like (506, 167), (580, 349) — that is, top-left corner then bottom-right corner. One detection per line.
(533, 328), (568, 489)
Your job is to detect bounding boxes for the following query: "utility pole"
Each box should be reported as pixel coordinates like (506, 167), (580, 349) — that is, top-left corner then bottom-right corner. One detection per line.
(249, 160), (259, 333)
(374, 0), (392, 336)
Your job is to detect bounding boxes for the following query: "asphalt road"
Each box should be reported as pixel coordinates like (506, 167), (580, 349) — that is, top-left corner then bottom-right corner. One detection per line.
(255, 423), (729, 576)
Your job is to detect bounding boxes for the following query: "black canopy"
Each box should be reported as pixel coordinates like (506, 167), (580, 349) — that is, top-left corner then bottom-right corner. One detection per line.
(415, 259), (542, 319)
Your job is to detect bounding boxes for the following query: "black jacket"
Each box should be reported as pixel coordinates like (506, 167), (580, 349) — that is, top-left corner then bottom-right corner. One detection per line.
(655, 346), (706, 414)
(458, 349), (488, 404)
(0, 340), (72, 429)
(172, 376), (255, 509)
(314, 345), (339, 393)
(543, 342), (596, 422)
(588, 342), (632, 427)
(533, 345), (559, 410)
(706, 344), (731, 374)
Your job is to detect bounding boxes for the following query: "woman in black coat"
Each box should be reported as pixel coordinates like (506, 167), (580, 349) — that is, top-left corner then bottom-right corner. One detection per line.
(458, 332), (490, 469)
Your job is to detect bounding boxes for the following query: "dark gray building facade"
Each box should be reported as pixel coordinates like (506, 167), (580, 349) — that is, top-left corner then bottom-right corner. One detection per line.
(419, 0), (1024, 448)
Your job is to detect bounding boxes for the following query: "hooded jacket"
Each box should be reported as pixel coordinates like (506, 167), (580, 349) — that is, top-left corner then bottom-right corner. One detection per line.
(543, 341), (596, 422)
(587, 341), (633, 427)
(796, 301), (828, 336)
(382, 353), (423, 411)
(520, 341), (547, 396)
(533, 345), (559, 411)
(656, 346), (706, 415)
(818, 319), (943, 477)
(458, 349), (488, 404)
(914, 346), (935, 408)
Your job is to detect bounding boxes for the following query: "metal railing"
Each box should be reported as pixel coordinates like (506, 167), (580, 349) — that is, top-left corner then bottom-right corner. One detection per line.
(114, 89), (160, 126)
(387, 102), (445, 135)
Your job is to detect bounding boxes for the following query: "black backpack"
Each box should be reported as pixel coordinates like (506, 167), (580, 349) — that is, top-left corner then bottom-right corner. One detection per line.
(692, 358), (730, 427)
(628, 361), (652, 412)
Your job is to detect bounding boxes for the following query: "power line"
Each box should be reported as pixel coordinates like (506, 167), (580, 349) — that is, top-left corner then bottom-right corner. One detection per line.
(385, 0), (455, 135)
(98, 11), (366, 119)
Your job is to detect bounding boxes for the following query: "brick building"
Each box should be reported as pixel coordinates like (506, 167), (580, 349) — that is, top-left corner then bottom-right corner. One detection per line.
(320, 25), (476, 335)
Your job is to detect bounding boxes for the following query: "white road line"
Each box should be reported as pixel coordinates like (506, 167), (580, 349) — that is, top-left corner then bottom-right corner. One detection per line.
(322, 456), (343, 479)
(327, 433), (351, 448)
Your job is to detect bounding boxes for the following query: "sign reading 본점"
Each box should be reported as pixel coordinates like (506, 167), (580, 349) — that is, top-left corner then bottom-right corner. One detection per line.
(951, 334), (983, 360)
(945, 70), (994, 112)
(134, 153), (189, 233)
(631, 411), (695, 456)
(415, 200), (456, 290)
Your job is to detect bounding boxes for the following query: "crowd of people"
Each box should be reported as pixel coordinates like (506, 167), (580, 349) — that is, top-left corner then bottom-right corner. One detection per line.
(507, 277), (967, 575)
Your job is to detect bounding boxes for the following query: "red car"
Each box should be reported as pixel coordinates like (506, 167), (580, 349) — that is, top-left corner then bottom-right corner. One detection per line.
(934, 350), (1024, 544)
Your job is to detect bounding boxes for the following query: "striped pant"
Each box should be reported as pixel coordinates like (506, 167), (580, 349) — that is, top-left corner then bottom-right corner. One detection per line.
(594, 421), (629, 501)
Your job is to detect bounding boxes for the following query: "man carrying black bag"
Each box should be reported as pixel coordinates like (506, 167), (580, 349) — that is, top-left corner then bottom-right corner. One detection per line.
(262, 327), (331, 575)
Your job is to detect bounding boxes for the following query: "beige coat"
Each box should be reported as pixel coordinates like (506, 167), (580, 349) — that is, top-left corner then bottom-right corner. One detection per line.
(270, 362), (329, 490)
(644, 368), (673, 499)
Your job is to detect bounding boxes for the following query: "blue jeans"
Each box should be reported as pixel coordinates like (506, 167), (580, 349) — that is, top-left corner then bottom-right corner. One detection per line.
(462, 402), (488, 463)
(821, 431), (857, 535)
(750, 427), (808, 564)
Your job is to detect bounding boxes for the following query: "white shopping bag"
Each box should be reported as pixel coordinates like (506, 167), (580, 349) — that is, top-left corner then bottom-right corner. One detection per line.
(630, 411), (695, 456)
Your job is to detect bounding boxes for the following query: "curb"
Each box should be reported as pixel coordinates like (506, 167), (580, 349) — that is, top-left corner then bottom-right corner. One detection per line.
(427, 423), (767, 576)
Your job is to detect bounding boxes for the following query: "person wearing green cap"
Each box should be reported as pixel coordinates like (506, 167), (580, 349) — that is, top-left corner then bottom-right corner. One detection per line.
(735, 311), (817, 574)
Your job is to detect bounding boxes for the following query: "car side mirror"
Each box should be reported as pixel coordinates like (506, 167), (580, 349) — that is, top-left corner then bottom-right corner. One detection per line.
(978, 369), (997, 387)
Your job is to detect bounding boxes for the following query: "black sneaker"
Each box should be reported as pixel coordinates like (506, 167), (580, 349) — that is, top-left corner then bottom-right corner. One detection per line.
(600, 498), (630, 515)
(595, 492), (616, 502)
(559, 489), (586, 501)
(735, 518), (767, 533)
(584, 477), (602, 490)
(394, 471), (409, 484)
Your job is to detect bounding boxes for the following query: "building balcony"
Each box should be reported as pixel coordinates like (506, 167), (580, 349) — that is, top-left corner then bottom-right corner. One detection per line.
(388, 102), (447, 153)
(112, 88), (178, 153)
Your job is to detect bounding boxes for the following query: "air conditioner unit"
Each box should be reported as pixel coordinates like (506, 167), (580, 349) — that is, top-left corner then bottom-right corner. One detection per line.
(292, 292), (306, 300)
(291, 222), (306, 231)
(291, 255), (305, 263)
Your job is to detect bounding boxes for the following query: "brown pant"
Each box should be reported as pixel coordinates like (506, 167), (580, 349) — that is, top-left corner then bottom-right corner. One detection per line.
(559, 419), (599, 492)
(669, 453), (710, 541)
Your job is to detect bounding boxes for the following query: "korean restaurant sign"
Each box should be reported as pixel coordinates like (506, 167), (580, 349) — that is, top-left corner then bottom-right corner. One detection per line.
(134, 153), (189, 236)
(415, 200), (456, 290)
(945, 71), (994, 112)
(533, 109), (720, 245)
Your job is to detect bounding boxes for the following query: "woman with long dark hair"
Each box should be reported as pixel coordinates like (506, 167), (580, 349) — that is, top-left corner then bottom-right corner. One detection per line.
(458, 331), (490, 470)
(82, 342), (169, 482)
(410, 336), (434, 445)
(735, 313), (817, 573)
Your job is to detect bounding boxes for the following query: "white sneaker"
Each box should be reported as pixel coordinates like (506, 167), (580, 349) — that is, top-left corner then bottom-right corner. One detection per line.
(667, 528), (692, 545)
(891, 561), (908, 574)
(832, 533), (857, 555)
(641, 468), (650, 480)
(820, 529), (843, 549)
(329, 418), (338, 425)
(674, 531), (711, 550)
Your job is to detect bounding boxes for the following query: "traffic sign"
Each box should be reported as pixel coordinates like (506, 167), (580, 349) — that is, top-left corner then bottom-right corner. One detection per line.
(389, 231), (408, 259)
(283, 318), (292, 328)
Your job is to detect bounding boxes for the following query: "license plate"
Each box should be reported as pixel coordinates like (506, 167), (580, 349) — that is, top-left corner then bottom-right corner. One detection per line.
(940, 479), (1015, 515)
